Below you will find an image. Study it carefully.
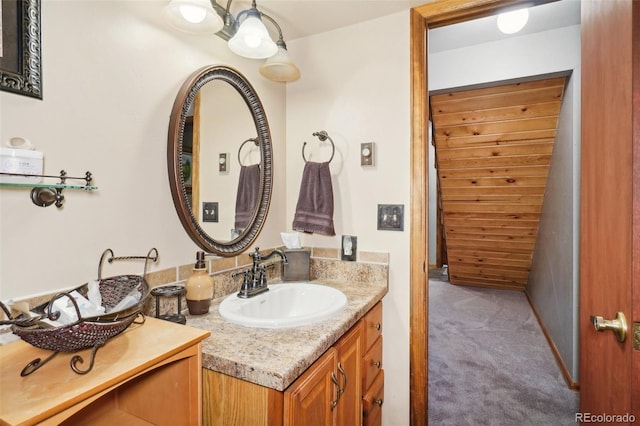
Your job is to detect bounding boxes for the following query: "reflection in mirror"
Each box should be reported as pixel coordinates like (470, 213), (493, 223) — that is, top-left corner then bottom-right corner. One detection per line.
(190, 80), (260, 241)
(233, 137), (261, 234)
(168, 65), (272, 256)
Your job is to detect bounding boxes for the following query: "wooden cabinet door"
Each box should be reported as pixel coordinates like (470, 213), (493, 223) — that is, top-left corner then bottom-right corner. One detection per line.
(334, 322), (362, 426)
(362, 370), (384, 426)
(284, 349), (337, 426)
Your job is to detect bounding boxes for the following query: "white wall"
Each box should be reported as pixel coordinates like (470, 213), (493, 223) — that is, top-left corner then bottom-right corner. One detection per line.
(528, 74), (580, 381)
(0, 0), (287, 300)
(429, 25), (581, 91)
(286, 11), (412, 425)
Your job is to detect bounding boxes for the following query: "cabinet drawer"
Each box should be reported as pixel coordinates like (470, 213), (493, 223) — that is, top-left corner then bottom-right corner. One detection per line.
(362, 302), (382, 353)
(362, 336), (383, 392)
(362, 369), (384, 426)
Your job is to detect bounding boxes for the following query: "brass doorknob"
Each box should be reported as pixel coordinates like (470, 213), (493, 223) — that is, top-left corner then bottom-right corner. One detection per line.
(590, 311), (627, 342)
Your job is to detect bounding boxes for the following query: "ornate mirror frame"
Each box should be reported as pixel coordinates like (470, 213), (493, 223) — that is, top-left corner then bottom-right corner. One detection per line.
(167, 65), (272, 256)
(0, 0), (42, 99)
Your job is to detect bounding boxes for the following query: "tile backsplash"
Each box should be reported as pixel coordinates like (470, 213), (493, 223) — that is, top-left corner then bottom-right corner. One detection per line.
(1, 246), (389, 321)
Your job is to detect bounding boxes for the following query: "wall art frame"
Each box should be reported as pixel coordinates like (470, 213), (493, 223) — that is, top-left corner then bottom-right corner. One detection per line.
(0, 0), (42, 99)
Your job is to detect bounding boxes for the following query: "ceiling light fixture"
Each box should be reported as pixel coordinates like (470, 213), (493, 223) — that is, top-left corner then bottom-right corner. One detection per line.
(497, 8), (529, 34)
(163, 0), (300, 82)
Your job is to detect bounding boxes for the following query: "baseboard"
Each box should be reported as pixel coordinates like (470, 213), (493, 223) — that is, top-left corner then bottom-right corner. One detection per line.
(524, 291), (580, 391)
(449, 280), (524, 292)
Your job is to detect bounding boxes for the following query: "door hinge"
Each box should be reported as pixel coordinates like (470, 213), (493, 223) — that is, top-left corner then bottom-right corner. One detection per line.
(634, 323), (640, 351)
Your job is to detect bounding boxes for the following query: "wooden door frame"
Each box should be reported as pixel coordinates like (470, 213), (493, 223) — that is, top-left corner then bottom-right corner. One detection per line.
(633, 4), (640, 417)
(409, 1), (557, 424)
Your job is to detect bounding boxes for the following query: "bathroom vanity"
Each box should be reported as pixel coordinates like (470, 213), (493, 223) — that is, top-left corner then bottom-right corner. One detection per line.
(186, 279), (387, 426)
(0, 317), (209, 425)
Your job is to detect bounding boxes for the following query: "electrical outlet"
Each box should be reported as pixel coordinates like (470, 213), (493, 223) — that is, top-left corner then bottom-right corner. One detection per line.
(341, 235), (357, 261)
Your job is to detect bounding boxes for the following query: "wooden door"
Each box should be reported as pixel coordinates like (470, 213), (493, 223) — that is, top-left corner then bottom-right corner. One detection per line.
(410, 1), (639, 424)
(284, 349), (336, 426)
(334, 322), (362, 426)
(579, 0), (639, 419)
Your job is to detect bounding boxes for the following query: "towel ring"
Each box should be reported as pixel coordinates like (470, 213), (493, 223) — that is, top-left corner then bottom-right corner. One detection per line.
(302, 131), (335, 163)
(238, 138), (259, 166)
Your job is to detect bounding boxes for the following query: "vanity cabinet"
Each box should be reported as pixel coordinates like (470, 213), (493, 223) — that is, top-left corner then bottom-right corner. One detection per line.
(361, 301), (384, 426)
(284, 322), (362, 425)
(0, 317), (209, 426)
(203, 301), (384, 426)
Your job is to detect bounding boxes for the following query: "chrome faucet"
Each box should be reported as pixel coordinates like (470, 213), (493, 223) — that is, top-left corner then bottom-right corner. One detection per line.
(232, 247), (288, 298)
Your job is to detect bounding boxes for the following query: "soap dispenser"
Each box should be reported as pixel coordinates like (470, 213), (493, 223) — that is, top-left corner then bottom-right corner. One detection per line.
(185, 251), (214, 315)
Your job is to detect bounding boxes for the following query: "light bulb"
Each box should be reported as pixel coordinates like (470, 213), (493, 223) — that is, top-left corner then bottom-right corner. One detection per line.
(179, 4), (207, 23)
(497, 8), (529, 34)
(228, 13), (277, 59)
(163, 0), (224, 34)
(244, 34), (261, 49)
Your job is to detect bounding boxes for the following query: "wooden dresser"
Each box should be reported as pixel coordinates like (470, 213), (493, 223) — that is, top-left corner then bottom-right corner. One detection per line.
(0, 317), (209, 425)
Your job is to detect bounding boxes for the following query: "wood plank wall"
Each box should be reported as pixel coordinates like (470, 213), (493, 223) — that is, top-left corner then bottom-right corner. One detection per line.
(431, 76), (566, 290)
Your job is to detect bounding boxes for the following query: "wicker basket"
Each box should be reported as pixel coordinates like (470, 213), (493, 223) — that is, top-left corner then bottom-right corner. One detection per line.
(11, 274), (149, 353)
(3, 248), (158, 376)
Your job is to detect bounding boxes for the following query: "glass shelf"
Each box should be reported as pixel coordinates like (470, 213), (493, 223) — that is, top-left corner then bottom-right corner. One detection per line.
(0, 182), (98, 190)
(0, 171), (97, 208)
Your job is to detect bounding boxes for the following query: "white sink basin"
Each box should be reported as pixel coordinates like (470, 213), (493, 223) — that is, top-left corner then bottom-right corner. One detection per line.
(218, 283), (347, 329)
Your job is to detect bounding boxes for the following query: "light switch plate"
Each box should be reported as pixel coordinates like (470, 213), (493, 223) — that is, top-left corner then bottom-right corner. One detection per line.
(361, 142), (375, 166)
(203, 202), (219, 222)
(219, 153), (228, 172)
(377, 204), (404, 231)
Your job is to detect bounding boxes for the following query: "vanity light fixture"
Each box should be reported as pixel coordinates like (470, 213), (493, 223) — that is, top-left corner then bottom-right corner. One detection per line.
(258, 16), (300, 82)
(228, 3), (277, 59)
(164, 0), (300, 82)
(497, 7), (529, 34)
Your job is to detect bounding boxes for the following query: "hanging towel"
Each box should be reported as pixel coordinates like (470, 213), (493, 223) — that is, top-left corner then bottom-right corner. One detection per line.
(292, 161), (335, 236)
(235, 164), (260, 229)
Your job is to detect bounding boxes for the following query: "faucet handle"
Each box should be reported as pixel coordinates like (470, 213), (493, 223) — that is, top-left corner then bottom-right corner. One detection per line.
(231, 269), (247, 279)
(250, 247), (262, 262)
(232, 269), (250, 283)
(258, 265), (267, 286)
(232, 270), (252, 295)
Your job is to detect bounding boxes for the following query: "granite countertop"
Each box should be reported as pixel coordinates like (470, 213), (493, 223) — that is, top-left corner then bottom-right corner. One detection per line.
(184, 279), (387, 391)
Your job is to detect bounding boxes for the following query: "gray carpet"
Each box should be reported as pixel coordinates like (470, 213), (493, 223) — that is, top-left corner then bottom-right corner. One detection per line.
(428, 276), (579, 425)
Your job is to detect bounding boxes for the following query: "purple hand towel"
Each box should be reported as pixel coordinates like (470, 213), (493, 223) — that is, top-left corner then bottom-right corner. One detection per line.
(235, 164), (260, 229)
(292, 161), (335, 236)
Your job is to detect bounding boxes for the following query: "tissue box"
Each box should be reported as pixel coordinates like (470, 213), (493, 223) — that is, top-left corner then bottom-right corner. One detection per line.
(283, 249), (310, 281)
(0, 147), (43, 183)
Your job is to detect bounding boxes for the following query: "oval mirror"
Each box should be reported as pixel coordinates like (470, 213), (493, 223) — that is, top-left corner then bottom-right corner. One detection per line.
(168, 65), (272, 256)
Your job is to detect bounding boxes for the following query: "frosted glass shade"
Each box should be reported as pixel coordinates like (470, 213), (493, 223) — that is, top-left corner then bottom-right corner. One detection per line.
(497, 8), (529, 34)
(164, 0), (224, 34)
(228, 15), (278, 59)
(259, 46), (300, 82)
